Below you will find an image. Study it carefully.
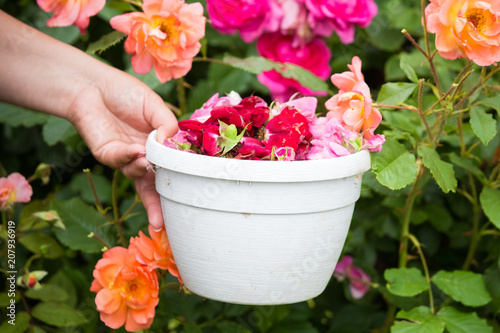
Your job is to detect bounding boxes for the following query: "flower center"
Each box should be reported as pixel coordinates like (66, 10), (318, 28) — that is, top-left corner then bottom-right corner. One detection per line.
(123, 278), (147, 301)
(0, 188), (10, 199)
(465, 8), (486, 33)
(151, 16), (180, 43)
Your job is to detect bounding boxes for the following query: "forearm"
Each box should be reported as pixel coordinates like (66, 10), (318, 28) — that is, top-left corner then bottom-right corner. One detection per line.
(0, 10), (111, 119)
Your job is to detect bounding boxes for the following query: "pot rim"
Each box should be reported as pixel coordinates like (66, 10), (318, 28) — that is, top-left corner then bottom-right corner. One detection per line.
(146, 130), (371, 182)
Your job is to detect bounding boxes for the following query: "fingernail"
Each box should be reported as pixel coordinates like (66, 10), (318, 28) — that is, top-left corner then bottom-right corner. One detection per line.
(152, 226), (163, 232)
(137, 151), (146, 157)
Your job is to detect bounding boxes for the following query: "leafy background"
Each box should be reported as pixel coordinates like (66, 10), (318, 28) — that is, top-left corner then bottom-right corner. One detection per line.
(1, 0), (499, 332)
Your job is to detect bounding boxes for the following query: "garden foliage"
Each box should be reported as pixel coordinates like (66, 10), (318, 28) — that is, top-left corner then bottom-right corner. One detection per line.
(1, 0), (499, 332)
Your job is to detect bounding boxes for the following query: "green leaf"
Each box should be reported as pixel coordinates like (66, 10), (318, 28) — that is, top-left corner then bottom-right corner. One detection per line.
(385, 267), (429, 297)
(480, 96), (500, 116)
(431, 270), (491, 307)
(32, 302), (88, 327)
(371, 138), (418, 190)
(0, 311), (30, 333)
(399, 55), (419, 83)
(470, 105), (497, 147)
(392, 306), (444, 333)
(278, 62), (329, 92)
(222, 54), (328, 92)
(449, 153), (487, 184)
(480, 187), (500, 230)
(417, 146), (457, 193)
(42, 116), (77, 146)
(437, 307), (492, 333)
(223, 54), (275, 74)
(25, 284), (69, 303)
(86, 30), (126, 54)
(18, 233), (64, 259)
(53, 198), (114, 253)
(0, 103), (49, 127)
(376, 82), (417, 106)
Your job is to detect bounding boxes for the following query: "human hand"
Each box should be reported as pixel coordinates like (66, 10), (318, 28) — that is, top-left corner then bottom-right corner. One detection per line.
(67, 70), (178, 230)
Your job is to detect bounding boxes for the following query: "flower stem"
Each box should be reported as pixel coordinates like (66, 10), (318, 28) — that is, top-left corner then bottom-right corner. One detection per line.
(399, 162), (423, 268)
(177, 78), (187, 117)
(407, 233), (434, 313)
(84, 169), (113, 222)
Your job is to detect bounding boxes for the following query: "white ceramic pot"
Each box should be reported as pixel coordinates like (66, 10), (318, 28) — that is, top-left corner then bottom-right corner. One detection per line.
(146, 130), (371, 305)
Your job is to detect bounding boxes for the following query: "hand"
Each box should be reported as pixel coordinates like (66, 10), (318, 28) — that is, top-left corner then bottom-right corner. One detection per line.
(67, 71), (178, 230)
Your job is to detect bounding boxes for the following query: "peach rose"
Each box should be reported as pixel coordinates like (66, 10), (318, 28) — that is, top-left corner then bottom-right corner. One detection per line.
(129, 225), (183, 284)
(425, 0), (500, 66)
(325, 57), (382, 139)
(0, 172), (32, 209)
(37, 0), (105, 34)
(90, 247), (159, 332)
(110, 0), (206, 83)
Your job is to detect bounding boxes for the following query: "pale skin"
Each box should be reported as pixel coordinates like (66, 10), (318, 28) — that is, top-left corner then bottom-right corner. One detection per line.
(0, 10), (178, 230)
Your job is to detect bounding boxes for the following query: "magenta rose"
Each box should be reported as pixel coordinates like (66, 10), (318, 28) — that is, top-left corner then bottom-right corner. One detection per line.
(206, 0), (270, 42)
(305, 0), (378, 44)
(257, 32), (331, 102)
(266, 107), (312, 152)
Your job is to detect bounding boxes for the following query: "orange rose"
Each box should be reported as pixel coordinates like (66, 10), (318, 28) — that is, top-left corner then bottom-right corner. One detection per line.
(110, 0), (206, 82)
(90, 247), (159, 332)
(37, 0), (105, 34)
(325, 56), (382, 139)
(425, 0), (500, 66)
(129, 225), (183, 284)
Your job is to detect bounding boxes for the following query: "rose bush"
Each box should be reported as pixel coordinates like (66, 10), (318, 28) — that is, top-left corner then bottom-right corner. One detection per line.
(1, 0), (499, 332)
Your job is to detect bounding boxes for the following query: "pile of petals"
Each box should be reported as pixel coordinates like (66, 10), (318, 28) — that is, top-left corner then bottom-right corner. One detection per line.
(90, 225), (182, 332)
(165, 57), (385, 160)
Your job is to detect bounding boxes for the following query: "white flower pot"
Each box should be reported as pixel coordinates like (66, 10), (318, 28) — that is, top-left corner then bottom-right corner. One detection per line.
(145, 130), (371, 305)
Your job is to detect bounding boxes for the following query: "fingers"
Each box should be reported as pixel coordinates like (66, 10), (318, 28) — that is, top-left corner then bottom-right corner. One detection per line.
(157, 123), (178, 144)
(96, 142), (145, 170)
(144, 93), (178, 143)
(121, 156), (150, 178)
(134, 174), (164, 231)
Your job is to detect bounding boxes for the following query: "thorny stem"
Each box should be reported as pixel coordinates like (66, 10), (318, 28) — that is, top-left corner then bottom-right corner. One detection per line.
(423, 83), (456, 116)
(407, 234), (435, 313)
(417, 79), (434, 144)
(421, 0), (442, 94)
(459, 66), (500, 108)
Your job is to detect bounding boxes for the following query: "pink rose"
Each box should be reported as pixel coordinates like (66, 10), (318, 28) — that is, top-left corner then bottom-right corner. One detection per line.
(191, 92), (242, 122)
(266, 0), (312, 46)
(37, 0), (105, 34)
(110, 0), (206, 83)
(334, 255), (371, 299)
(206, 0), (270, 42)
(305, 0), (378, 44)
(257, 32), (331, 102)
(0, 173), (33, 209)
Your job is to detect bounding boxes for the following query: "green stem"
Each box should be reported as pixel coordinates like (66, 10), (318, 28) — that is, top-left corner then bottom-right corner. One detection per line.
(420, 0), (442, 94)
(399, 162), (423, 268)
(84, 169), (113, 222)
(407, 234), (434, 313)
(372, 103), (418, 112)
(2, 210), (6, 229)
(112, 170), (120, 222)
(462, 203), (482, 271)
(177, 78), (187, 117)
(379, 303), (397, 333)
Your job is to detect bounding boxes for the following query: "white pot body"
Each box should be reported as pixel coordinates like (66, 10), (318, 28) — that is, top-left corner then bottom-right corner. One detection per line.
(146, 130), (371, 305)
